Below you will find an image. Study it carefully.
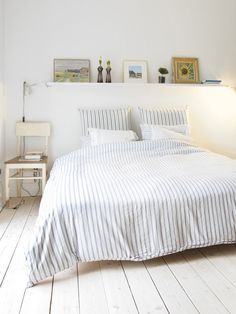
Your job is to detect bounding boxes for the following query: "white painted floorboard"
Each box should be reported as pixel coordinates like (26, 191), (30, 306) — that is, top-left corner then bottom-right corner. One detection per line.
(78, 262), (109, 314)
(1, 197), (236, 314)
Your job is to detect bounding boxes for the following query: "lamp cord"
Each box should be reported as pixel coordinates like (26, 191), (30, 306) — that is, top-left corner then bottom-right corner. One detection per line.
(7, 179), (41, 210)
(21, 179), (41, 197)
(22, 81), (26, 122)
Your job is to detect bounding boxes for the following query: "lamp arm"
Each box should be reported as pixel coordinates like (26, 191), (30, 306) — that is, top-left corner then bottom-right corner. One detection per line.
(22, 81), (44, 122)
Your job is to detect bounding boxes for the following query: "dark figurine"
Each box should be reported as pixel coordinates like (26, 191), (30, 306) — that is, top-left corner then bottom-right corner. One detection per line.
(97, 58), (103, 83)
(105, 60), (112, 83)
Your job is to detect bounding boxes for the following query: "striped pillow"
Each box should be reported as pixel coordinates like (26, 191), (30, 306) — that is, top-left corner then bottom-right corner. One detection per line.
(79, 108), (131, 136)
(138, 107), (188, 125)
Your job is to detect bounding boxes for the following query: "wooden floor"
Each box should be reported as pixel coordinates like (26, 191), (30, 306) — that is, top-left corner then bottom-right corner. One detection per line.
(1, 198), (236, 313)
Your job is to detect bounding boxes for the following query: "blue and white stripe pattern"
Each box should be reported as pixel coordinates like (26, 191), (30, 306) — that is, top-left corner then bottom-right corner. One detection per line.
(26, 139), (236, 286)
(138, 107), (188, 125)
(79, 107), (131, 136)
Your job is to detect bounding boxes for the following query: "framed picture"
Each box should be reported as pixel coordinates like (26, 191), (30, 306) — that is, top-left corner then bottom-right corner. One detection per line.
(123, 60), (148, 83)
(54, 59), (90, 82)
(172, 57), (200, 84)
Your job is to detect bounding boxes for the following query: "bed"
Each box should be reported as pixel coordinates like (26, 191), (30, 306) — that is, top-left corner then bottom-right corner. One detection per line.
(25, 138), (236, 286)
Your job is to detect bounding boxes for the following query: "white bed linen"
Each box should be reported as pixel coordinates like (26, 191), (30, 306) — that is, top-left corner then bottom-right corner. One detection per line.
(25, 139), (236, 286)
(88, 128), (138, 145)
(140, 123), (188, 140)
(151, 125), (190, 142)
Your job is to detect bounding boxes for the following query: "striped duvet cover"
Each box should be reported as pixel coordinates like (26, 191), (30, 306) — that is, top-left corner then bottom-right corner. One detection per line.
(26, 139), (236, 286)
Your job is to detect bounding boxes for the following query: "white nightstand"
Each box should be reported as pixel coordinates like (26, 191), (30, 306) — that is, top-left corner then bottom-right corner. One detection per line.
(5, 122), (50, 208)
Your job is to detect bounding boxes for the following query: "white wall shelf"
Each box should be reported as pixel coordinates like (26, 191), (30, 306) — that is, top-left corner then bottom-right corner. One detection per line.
(46, 82), (228, 88)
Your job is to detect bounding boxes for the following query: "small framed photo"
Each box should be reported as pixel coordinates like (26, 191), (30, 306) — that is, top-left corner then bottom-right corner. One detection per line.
(123, 60), (148, 83)
(54, 59), (90, 82)
(172, 57), (200, 84)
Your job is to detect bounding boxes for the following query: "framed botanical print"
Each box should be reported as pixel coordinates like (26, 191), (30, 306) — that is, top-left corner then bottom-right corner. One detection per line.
(54, 59), (90, 82)
(172, 57), (200, 84)
(123, 60), (148, 83)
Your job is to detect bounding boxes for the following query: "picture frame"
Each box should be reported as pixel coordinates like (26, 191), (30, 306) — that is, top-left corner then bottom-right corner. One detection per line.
(54, 59), (90, 82)
(123, 60), (148, 83)
(172, 57), (200, 84)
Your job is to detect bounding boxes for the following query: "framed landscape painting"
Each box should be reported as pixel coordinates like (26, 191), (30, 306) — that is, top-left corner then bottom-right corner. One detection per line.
(123, 60), (147, 83)
(54, 59), (90, 82)
(172, 57), (199, 84)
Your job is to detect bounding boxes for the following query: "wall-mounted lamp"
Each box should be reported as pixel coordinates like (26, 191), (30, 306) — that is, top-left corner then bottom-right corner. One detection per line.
(22, 81), (46, 122)
(22, 81), (38, 122)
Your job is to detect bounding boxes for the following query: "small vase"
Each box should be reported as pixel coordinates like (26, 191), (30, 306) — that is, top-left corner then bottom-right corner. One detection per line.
(158, 76), (165, 83)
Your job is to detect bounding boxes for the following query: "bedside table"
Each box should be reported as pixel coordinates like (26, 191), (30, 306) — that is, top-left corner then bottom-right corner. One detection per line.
(5, 156), (47, 207)
(5, 121), (50, 208)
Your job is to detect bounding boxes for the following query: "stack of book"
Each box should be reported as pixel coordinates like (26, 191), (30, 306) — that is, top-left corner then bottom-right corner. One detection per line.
(201, 79), (222, 85)
(24, 152), (43, 161)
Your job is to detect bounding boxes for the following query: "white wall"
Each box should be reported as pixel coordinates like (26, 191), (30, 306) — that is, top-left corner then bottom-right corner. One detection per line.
(3, 0), (236, 167)
(0, 0), (5, 207)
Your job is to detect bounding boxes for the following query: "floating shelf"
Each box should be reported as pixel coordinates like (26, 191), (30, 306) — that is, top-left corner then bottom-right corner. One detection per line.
(46, 82), (229, 88)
